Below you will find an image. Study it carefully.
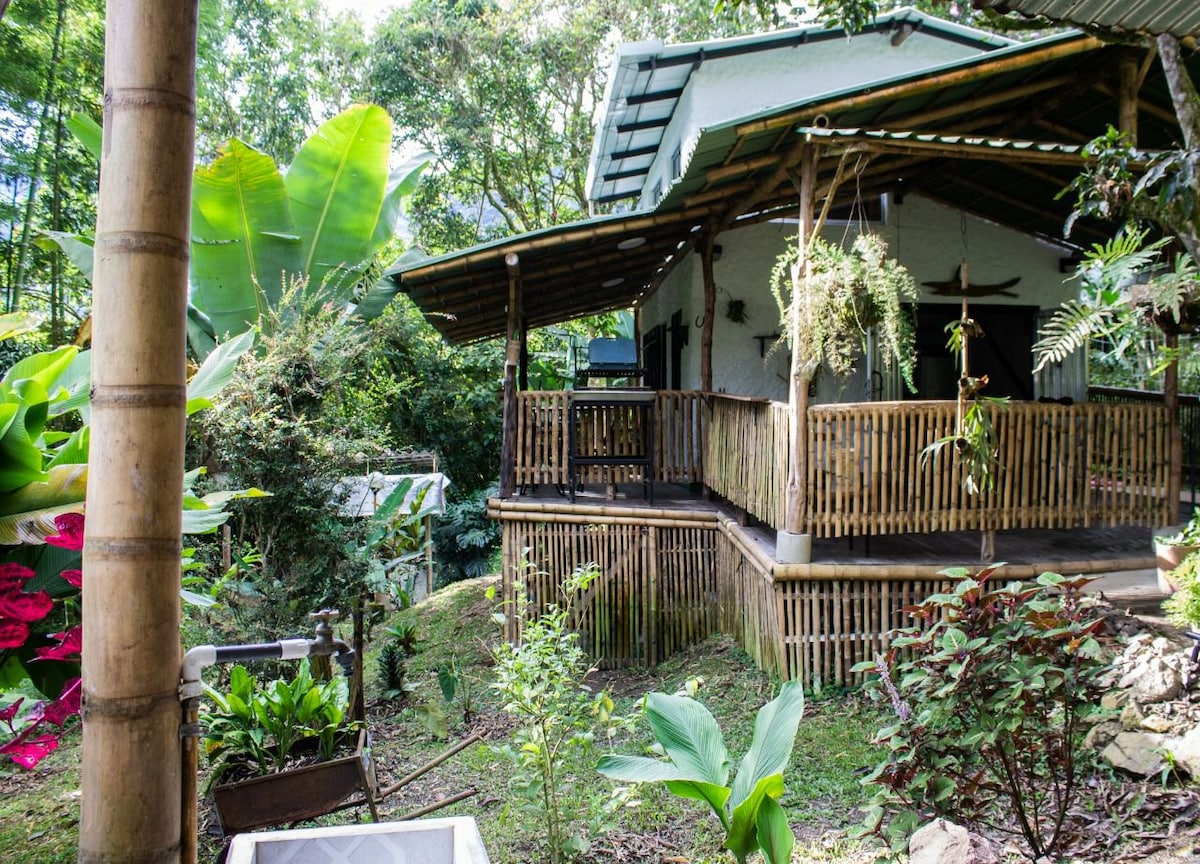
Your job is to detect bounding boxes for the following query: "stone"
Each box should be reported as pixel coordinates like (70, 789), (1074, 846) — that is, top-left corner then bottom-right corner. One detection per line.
(1101, 691), (1128, 711)
(1168, 725), (1200, 778)
(1084, 720), (1122, 751)
(1127, 658), (1183, 704)
(1102, 731), (1168, 777)
(1140, 714), (1176, 734)
(908, 818), (999, 864)
(1120, 701), (1145, 730)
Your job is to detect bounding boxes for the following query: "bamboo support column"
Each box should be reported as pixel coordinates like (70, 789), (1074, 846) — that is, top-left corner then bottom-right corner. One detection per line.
(82, 3), (198, 863)
(498, 252), (521, 499)
(783, 142), (819, 541)
(700, 225), (717, 393)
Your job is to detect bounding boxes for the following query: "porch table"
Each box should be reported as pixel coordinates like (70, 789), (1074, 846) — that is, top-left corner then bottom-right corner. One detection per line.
(568, 388), (655, 503)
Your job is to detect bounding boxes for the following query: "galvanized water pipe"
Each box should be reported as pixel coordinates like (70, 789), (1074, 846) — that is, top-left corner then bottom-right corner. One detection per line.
(179, 611), (355, 864)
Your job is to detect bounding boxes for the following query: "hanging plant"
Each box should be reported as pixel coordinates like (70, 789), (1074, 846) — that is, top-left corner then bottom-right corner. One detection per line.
(770, 233), (918, 391)
(725, 298), (748, 324)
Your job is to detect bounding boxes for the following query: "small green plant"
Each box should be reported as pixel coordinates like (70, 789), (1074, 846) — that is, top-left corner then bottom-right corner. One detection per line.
(491, 561), (623, 864)
(852, 566), (1110, 860)
(1164, 551), (1200, 627)
(201, 660), (356, 788)
(1160, 508), (1200, 546)
(438, 655), (476, 724)
(431, 485), (502, 586)
(596, 679), (805, 864)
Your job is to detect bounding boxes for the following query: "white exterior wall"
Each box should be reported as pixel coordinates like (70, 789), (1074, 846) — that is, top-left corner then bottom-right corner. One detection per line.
(639, 31), (988, 210)
(639, 194), (1076, 402)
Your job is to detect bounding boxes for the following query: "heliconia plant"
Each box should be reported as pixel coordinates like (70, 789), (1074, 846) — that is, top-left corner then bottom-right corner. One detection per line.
(597, 680), (804, 864)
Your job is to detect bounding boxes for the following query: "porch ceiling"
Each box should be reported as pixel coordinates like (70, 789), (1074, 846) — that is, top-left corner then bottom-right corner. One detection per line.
(394, 30), (1200, 346)
(977, 0), (1200, 40)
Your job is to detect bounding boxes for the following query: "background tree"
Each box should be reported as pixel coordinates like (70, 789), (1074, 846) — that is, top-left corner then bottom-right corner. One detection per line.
(0, 0), (103, 343)
(195, 0), (371, 164)
(369, 0), (752, 253)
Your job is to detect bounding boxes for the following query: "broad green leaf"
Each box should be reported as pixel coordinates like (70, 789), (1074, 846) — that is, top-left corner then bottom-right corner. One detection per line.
(287, 105), (393, 304)
(46, 426), (89, 468)
(67, 113), (102, 160)
(199, 487), (270, 508)
(369, 150), (432, 252)
(596, 753), (704, 784)
(350, 277), (402, 322)
(643, 691), (730, 789)
(182, 508), (233, 535)
(663, 779), (733, 826)
(0, 312), (42, 342)
(2, 345), (78, 391)
(0, 464), (88, 544)
(754, 793), (795, 864)
(726, 773), (785, 859)
(729, 680), (804, 808)
(191, 138), (298, 339)
(181, 589), (218, 608)
(0, 390), (50, 492)
(186, 329), (256, 415)
(47, 350), (92, 421)
(38, 231), (95, 281)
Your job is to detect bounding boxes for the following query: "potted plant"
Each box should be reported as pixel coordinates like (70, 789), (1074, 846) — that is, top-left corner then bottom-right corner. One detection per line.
(1163, 550), (1200, 629)
(200, 660), (377, 835)
(1153, 508), (1200, 594)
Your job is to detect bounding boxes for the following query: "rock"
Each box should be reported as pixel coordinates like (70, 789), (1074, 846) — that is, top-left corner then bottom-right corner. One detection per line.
(1127, 658), (1183, 704)
(1102, 731), (1168, 777)
(1120, 701), (1145, 730)
(1168, 725), (1200, 777)
(1140, 714), (1176, 734)
(1084, 720), (1122, 750)
(908, 818), (999, 864)
(1101, 691), (1129, 711)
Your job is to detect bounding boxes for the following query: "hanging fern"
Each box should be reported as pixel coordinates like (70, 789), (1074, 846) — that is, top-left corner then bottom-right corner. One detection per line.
(770, 233), (918, 391)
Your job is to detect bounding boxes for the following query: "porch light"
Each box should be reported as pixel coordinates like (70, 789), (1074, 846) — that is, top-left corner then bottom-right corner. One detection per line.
(617, 236), (646, 251)
(602, 277), (626, 288)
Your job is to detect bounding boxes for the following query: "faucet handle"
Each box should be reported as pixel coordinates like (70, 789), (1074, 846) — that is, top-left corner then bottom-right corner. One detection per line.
(308, 608), (340, 625)
(308, 608), (340, 644)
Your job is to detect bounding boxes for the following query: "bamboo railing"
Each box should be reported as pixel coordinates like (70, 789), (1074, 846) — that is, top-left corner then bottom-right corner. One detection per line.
(806, 400), (1172, 537)
(512, 390), (705, 489)
(703, 396), (789, 526)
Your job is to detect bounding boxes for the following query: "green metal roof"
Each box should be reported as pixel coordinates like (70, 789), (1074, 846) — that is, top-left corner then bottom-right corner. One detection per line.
(396, 26), (1197, 345)
(978, 0), (1200, 39)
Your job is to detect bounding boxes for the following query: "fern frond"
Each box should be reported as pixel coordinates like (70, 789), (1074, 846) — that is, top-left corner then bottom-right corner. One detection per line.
(1032, 300), (1117, 373)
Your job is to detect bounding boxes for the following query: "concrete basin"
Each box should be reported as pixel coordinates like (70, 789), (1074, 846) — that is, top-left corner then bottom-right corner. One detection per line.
(224, 817), (489, 864)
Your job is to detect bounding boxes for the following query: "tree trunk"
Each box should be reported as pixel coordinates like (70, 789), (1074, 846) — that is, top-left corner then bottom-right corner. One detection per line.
(10, 0), (68, 312)
(79, 3), (198, 864)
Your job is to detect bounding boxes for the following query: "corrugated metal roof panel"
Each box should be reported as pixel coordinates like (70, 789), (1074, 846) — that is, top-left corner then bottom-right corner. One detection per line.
(980, 0), (1200, 39)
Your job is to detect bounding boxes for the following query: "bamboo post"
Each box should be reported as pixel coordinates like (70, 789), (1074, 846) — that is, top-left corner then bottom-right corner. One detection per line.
(1118, 49), (1140, 144)
(782, 142), (819, 549)
(498, 252), (521, 498)
(700, 225), (717, 392)
(82, 3), (197, 864)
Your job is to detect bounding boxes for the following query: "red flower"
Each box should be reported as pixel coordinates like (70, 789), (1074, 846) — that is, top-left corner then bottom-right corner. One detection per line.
(0, 620), (30, 650)
(0, 589), (53, 623)
(44, 513), (84, 550)
(43, 679), (81, 726)
(35, 627), (82, 662)
(0, 697), (24, 724)
(0, 733), (59, 769)
(0, 563), (37, 595)
(59, 569), (82, 588)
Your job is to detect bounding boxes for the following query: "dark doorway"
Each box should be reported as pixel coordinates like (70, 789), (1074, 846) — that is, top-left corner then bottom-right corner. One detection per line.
(908, 304), (1038, 401)
(642, 323), (666, 390)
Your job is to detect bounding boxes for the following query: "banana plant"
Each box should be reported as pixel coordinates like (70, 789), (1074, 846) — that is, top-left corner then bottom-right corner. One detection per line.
(47, 106), (431, 357)
(597, 680), (804, 864)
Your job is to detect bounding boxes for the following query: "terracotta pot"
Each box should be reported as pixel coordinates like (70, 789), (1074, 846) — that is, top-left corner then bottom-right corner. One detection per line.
(1153, 527), (1200, 594)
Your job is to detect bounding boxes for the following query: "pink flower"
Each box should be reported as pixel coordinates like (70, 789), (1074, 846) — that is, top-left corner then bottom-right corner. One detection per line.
(35, 627), (82, 662)
(43, 679), (81, 726)
(59, 569), (82, 588)
(0, 733), (59, 769)
(44, 513), (84, 550)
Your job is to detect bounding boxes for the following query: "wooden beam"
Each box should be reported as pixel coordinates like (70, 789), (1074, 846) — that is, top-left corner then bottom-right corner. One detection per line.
(1118, 49), (1140, 144)
(700, 226), (717, 392)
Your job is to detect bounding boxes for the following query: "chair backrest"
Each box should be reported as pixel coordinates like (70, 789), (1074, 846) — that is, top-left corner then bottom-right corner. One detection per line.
(587, 337), (637, 369)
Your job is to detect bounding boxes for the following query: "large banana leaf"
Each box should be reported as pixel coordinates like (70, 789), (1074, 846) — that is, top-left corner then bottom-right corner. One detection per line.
(728, 680), (804, 808)
(286, 104), (394, 303)
(0, 464), (87, 544)
(191, 139), (299, 339)
(370, 150), (434, 253)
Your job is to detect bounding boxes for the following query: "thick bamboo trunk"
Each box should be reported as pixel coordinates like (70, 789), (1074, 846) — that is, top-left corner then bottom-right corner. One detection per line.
(499, 253), (521, 498)
(700, 227), (717, 392)
(80, 3), (198, 864)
